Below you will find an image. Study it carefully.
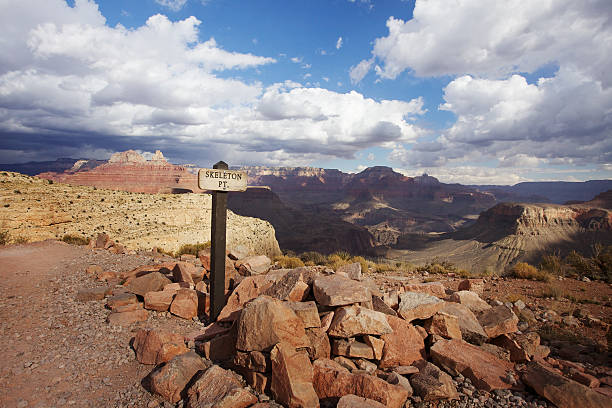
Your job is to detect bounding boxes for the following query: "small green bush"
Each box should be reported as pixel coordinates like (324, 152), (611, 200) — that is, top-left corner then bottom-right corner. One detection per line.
(511, 262), (551, 282)
(274, 255), (305, 269)
(175, 241), (211, 257)
(61, 234), (89, 246)
(539, 254), (562, 275)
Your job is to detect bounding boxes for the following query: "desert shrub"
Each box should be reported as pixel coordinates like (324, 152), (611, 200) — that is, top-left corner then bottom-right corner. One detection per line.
(564, 245), (612, 282)
(299, 251), (327, 265)
(539, 254), (562, 275)
(325, 254), (349, 271)
(416, 260), (457, 275)
(505, 293), (526, 303)
(0, 230), (8, 245)
(12, 236), (28, 244)
(539, 285), (567, 299)
(274, 255), (305, 269)
(331, 251), (352, 261)
(351, 256), (370, 274)
(510, 262), (551, 282)
(175, 241), (211, 257)
(155, 247), (175, 258)
(61, 234), (89, 246)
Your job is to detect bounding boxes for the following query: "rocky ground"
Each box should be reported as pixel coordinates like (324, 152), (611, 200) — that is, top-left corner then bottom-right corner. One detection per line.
(1, 239), (610, 408)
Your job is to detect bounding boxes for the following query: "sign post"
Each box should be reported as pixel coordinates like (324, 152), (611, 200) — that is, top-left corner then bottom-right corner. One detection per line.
(198, 162), (247, 321)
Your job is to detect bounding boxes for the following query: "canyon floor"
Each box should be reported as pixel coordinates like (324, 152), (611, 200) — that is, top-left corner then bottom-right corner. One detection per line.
(1, 240), (611, 408)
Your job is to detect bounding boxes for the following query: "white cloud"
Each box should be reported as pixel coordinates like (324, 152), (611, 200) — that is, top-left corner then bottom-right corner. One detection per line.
(367, 153), (375, 161)
(322, 77), (329, 82)
(369, 0), (612, 83)
(155, 0), (187, 12)
(336, 36), (343, 50)
(290, 56), (303, 63)
(0, 0), (429, 167)
(349, 58), (373, 84)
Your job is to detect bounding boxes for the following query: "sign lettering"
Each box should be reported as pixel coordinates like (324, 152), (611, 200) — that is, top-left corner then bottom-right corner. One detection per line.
(198, 168), (247, 192)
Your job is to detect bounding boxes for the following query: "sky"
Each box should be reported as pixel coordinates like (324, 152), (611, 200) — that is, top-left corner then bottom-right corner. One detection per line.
(0, 0), (611, 185)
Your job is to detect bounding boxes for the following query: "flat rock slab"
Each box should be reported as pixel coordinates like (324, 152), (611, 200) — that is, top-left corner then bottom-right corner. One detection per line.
(478, 305), (519, 338)
(217, 274), (277, 321)
(270, 342), (320, 408)
(327, 306), (392, 338)
(430, 338), (515, 391)
(133, 328), (188, 365)
(148, 351), (211, 404)
(401, 282), (446, 297)
(236, 296), (309, 352)
(313, 275), (371, 307)
(522, 361), (611, 408)
(144, 290), (175, 312)
(170, 288), (198, 320)
(75, 286), (111, 302)
(337, 395), (385, 408)
(423, 312), (462, 340)
(106, 308), (148, 326)
(439, 302), (488, 345)
(236, 255), (271, 276)
(264, 269), (311, 302)
(397, 291), (444, 322)
(106, 292), (138, 310)
(286, 301), (321, 328)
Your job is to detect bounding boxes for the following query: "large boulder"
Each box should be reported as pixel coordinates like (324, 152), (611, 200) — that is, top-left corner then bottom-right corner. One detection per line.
(430, 338), (515, 391)
(217, 274), (277, 321)
(439, 302), (488, 345)
(312, 359), (409, 408)
(186, 365), (257, 408)
(237, 255), (272, 276)
(169, 288), (199, 320)
(144, 290), (176, 312)
(286, 301), (321, 328)
(401, 282), (446, 297)
(172, 262), (196, 285)
(264, 268), (313, 302)
(410, 361), (459, 401)
(397, 292), (444, 322)
(379, 315), (425, 368)
(133, 328), (188, 365)
(423, 312), (462, 340)
(337, 395), (385, 408)
(313, 275), (371, 307)
(235, 296), (309, 352)
(270, 343), (320, 408)
(327, 306), (392, 338)
(522, 361), (611, 408)
(148, 351), (211, 404)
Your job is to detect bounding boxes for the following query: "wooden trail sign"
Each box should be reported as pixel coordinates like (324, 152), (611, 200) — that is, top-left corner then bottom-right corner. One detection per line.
(199, 161), (248, 321)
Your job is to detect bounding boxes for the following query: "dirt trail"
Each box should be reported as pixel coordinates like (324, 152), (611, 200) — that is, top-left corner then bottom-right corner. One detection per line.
(0, 241), (197, 408)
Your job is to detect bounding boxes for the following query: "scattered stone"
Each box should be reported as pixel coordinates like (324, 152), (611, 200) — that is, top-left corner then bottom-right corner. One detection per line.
(172, 262), (195, 285)
(186, 365), (257, 408)
(270, 343), (320, 408)
(477, 306), (519, 338)
(449, 291), (492, 313)
(264, 269), (310, 302)
(86, 265), (103, 275)
(363, 335), (384, 360)
(410, 361), (459, 401)
(148, 351), (211, 404)
(386, 372), (413, 395)
(107, 308), (148, 326)
(401, 282), (446, 298)
(423, 312), (462, 340)
(457, 279), (484, 295)
(217, 275), (277, 321)
(133, 328), (188, 365)
(332, 338), (374, 359)
(522, 361), (611, 408)
(337, 262), (361, 280)
(196, 333), (236, 363)
(125, 272), (172, 297)
(430, 338), (515, 391)
(235, 296), (309, 352)
(397, 291), (444, 322)
(439, 302), (488, 345)
(327, 306), (392, 338)
(393, 366), (419, 375)
(334, 356), (358, 371)
(106, 292), (138, 310)
(371, 295), (397, 316)
(76, 286), (110, 302)
(379, 315), (425, 368)
(169, 289), (199, 320)
(313, 274), (371, 307)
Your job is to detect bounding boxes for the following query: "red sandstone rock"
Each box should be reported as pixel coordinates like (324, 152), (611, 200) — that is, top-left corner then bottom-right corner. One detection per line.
(196, 333), (236, 363)
(107, 308), (148, 326)
(148, 351), (211, 404)
(86, 265), (103, 275)
(457, 279), (485, 295)
(410, 361), (459, 401)
(397, 291), (444, 322)
(423, 312), (462, 340)
(286, 301), (321, 328)
(186, 365), (257, 408)
(125, 272), (172, 297)
(337, 262), (362, 280)
(430, 338), (515, 391)
(305, 327), (331, 360)
(327, 306), (392, 338)
(371, 295), (397, 317)
(235, 296), (309, 352)
(337, 395), (385, 408)
(172, 262), (195, 285)
(363, 335), (384, 360)
(439, 302), (488, 345)
(491, 334), (530, 363)
(144, 290), (175, 312)
(133, 328), (188, 365)
(332, 338), (374, 359)
(449, 290), (491, 313)
(477, 305), (519, 338)
(379, 315), (425, 368)
(522, 361), (611, 408)
(106, 293), (138, 310)
(270, 343), (320, 408)
(218, 275), (277, 321)
(264, 269), (311, 302)
(312, 359), (409, 408)
(236, 255), (272, 276)
(76, 286), (111, 302)
(313, 275), (371, 307)
(170, 289), (198, 320)
(401, 282), (446, 297)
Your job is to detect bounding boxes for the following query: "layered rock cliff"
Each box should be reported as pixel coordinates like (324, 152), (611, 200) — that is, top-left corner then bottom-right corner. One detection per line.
(0, 172), (281, 257)
(38, 150), (203, 194)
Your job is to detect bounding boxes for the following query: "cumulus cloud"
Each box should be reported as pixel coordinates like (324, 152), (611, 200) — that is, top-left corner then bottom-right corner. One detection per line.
(0, 0), (427, 167)
(349, 58), (373, 84)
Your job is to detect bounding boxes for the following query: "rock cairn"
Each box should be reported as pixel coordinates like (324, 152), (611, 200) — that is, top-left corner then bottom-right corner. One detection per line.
(78, 237), (612, 408)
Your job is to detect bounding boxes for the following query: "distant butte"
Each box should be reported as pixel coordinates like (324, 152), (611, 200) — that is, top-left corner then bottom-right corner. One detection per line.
(38, 150), (203, 194)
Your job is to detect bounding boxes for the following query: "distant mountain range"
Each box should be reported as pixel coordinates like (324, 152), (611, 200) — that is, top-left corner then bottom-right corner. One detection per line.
(2, 153), (611, 259)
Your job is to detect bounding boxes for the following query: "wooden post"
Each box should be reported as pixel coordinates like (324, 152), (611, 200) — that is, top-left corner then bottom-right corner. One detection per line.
(209, 160), (228, 321)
